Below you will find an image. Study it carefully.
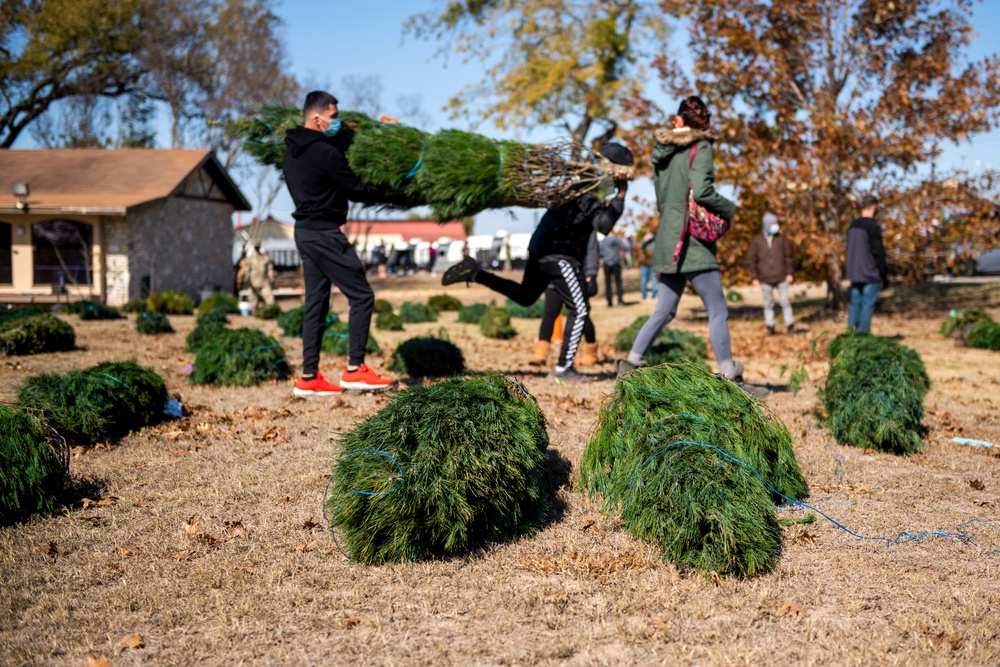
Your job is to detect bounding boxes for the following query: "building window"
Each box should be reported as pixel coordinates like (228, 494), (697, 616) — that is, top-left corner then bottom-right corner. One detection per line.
(0, 222), (11, 284)
(33, 219), (93, 287)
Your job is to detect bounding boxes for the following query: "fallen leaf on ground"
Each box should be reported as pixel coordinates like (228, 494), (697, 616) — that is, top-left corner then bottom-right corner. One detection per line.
(778, 600), (807, 618)
(225, 521), (248, 539)
(174, 550), (192, 561)
(969, 479), (985, 490)
(82, 653), (111, 667)
(82, 497), (117, 509)
(114, 545), (141, 556)
(651, 617), (672, 630)
(335, 618), (361, 629)
(120, 634), (144, 649)
(302, 518), (319, 530)
(294, 540), (317, 552)
(33, 541), (59, 557)
(183, 516), (202, 537)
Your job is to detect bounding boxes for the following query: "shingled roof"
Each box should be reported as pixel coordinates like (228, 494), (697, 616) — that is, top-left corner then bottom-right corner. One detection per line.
(0, 148), (251, 214)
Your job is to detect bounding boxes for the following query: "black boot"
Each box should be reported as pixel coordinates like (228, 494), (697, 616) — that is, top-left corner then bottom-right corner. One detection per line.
(766, 325), (775, 336)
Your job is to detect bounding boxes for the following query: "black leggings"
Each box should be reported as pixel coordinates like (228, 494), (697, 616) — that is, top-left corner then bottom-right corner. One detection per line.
(538, 284), (595, 344)
(475, 253), (590, 368)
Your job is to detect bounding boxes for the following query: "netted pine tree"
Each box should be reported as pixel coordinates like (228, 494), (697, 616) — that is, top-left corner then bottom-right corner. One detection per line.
(325, 372), (549, 563)
(614, 316), (709, 368)
(190, 328), (289, 386)
(505, 298), (545, 319)
(966, 319), (1000, 351)
(197, 293), (240, 317)
(135, 311), (174, 335)
(321, 322), (381, 356)
(0, 404), (69, 525)
(388, 337), (465, 378)
(427, 294), (463, 312)
(376, 312), (404, 331)
(146, 290), (194, 315)
(0, 314), (76, 356)
(458, 303), (491, 324)
(480, 307), (517, 339)
(398, 302), (438, 323)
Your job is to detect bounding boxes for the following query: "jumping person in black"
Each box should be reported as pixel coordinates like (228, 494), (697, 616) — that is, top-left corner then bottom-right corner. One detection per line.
(283, 90), (393, 395)
(443, 143), (633, 384)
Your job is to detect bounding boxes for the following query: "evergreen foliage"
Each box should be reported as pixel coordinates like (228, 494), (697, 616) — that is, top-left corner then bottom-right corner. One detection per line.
(120, 299), (147, 313)
(0, 314), (76, 356)
(505, 298), (545, 319)
(822, 335), (928, 454)
(580, 363), (807, 502)
(185, 320), (228, 353)
(255, 303), (282, 319)
(376, 311), (404, 331)
(614, 317), (709, 367)
(613, 435), (781, 577)
(427, 294), (463, 312)
(326, 372), (549, 563)
(966, 319), (1000, 351)
(0, 305), (43, 326)
(322, 321), (381, 356)
(374, 299), (393, 314)
(146, 290), (194, 315)
(940, 307), (992, 337)
(135, 311), (174, 335)
(230, 106), (622, 219)
(398, 302), (438, 323)
(197, 310), (229, 325)
(197, 292), (240, 317)
(17, 361), (167, 445)
(388, 337), (465, 377)
(76, 302), (122, 320)
(458, 303), (491, 324)
(190, 328), (289, 386)
(277, 305), (338, 337)
(480, 307), (517, 339)
(0, 404), (68, 525)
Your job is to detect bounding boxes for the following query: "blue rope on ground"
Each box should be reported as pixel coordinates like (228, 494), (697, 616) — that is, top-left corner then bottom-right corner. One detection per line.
(623, 439), (1000, 554)
(322, 448), (405, 559)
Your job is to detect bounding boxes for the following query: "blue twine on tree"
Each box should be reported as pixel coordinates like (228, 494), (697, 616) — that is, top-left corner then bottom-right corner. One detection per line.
(624, 439), (1000, 554)
(322, 448), (404, 559)
(402, 141), (426, 181)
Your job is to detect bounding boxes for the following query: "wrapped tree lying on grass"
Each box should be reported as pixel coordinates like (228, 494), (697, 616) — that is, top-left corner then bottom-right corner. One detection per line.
(427, 294), (463, 312)
(197, 293), (240, 317)
(146, 290), (194, 315)
(66, 300), (122, 320)
(398, 302), (438, 323)
(940, 308), (1000, 351)
(581, 363), (807, 502)
(505, 298), (545, 319)
(322, 322), (381, 356)
(376, 312), (404, 331)
(458, 303), (491, 324)
(388, 337), (465, 378)
(940, 307), (992, 338)
(277, 305), (338, 337)
(0, 404), (69, 525)
(823, 333), (929, 454)
(190, 328), (289, 386)
(17, 361), (168, 446)
(229, 106), (632, 220)
(0, 305), (43, 326)
(325, 372), (549, 564)
(135, 311), (174, 335)
(0, 314), (75, 356)
(185, 319), (229, 353)
(615, 316), (709, 368)
(480, 307), (517, 339)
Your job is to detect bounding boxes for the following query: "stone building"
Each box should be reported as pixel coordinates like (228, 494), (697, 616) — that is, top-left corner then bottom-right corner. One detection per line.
(0, 149), (250, 306)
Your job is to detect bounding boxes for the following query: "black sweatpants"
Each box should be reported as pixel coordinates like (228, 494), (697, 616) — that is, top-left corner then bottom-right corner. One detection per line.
(538, 284), (595, 344)
(476, 253), (589, 368)
(294, 225), (375, 375)
(604, 263), (623, 305)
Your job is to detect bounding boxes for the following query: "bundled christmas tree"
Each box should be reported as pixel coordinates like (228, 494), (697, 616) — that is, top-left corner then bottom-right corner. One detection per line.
(376, 311), (404, 331)
(321, 321), (381, 356)
(966, 319), (1000, 351)
(325, 372), (549, 563)
(940, 307), (992, 337)
(146, 290), (194, 315)
(398, 302), (438, 323)
(197, 293), (240, 317)
(1, 404), (69, 525)
(823, 335), (928, 454)
(480, 307), (517, 339)
(581, 363), (807, 502)
(614, 316), (708, 368)
(277, 305), (338, 337)
(229, 106), (631, 220)
(17, 361), (167, 445)
(427, 294), (463, 312)
(505, 298), (545, 319)
(374, 299), (393, 314)
(0, 314), (76, 356)
(190, 328), (289, 386)
(66, 300), (122, 320)
(135, 311), (174, 335)
(185, 319), (228, 353)
(388, 337), (465, 378)
(458, 303), (491, 324)
(254, 303), (282, 320)
(0, 305), (43, 326)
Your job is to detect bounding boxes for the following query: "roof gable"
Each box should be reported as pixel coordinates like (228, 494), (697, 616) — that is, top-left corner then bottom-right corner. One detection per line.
(0, 148), (251, 214)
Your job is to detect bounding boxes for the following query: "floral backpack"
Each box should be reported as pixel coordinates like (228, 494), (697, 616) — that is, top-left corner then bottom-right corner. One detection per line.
(672, 143), (732, 263)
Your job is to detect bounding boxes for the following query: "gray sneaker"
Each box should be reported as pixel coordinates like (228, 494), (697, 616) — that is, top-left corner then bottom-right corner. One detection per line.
(547, 367), (591, 385)
(734, 379), (771, 399)
(441, 257), (480, 286)
(615, 357), (647, 378)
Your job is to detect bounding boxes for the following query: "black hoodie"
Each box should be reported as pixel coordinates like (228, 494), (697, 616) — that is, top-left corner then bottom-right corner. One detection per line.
(282, 126), (383, 229)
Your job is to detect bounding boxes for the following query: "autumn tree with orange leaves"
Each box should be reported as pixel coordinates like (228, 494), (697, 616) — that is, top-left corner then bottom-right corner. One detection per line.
(623, 0), (1000, 308)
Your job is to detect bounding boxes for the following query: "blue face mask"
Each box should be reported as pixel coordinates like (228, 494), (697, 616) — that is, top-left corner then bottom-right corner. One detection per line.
(322, 117), (341, 138)
(769, 223), (780, 236)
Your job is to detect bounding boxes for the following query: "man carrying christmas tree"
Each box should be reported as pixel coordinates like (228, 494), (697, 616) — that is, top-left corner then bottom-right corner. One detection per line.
(283, 90), (393, 395)
(443, 142), (633, 384)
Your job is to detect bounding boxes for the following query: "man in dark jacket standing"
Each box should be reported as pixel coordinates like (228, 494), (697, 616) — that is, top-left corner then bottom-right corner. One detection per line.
(442, 142), (633, 384)
(283, 90), (393, 395)
(600, 230), (628, 306)
(747, 212), (795, 335)
(845, 194), (887, 333)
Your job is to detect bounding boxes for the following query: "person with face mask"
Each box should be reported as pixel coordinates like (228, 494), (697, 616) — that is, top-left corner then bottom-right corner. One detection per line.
(283, 90), (394, 395)
(747, 212), (795, 335)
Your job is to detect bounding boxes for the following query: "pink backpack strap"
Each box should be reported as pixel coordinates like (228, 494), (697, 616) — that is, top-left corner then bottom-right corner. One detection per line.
(672, 144), (700, 264)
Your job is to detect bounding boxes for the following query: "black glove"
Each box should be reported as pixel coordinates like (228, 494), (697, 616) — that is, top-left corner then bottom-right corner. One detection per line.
(881, 277), (890, 289)
(586, 277), (598, 297)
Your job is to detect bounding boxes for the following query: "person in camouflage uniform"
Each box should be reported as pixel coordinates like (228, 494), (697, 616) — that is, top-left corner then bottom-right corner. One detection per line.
(243, 242), (275, 308)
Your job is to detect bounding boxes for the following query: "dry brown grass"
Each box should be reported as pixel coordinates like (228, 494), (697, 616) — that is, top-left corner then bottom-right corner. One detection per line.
(2, 274), (999, 667)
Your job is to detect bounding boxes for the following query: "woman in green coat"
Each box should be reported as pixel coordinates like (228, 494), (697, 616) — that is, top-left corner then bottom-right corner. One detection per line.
(618, 96), (768, 397)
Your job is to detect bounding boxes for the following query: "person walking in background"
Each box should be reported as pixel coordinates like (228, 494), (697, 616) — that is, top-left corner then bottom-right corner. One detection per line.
(600, 230), (628, 306)
(616, 95), (769, 398)
(636, 231), (658, 301)
(283, 90), (393, 395)
(845, 193), (887, 333)
(747, 212), (795, 335)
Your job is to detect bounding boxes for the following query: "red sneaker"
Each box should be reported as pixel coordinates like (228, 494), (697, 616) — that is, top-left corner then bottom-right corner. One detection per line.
(340, 364), (392, 391)
(293, 372), (343, 396)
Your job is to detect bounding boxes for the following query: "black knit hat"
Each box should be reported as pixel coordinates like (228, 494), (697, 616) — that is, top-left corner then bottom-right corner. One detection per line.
(598, 142), (634, 166)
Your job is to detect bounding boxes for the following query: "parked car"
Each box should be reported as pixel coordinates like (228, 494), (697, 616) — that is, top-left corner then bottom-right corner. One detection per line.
(975, 248), (1000, 275)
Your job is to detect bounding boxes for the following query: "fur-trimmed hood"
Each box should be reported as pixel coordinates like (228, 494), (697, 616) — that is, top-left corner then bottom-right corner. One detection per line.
(653, 127), (714, 146)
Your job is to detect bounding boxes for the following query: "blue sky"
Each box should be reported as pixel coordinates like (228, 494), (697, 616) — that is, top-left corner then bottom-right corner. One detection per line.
(266, 0), (1000, 235)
